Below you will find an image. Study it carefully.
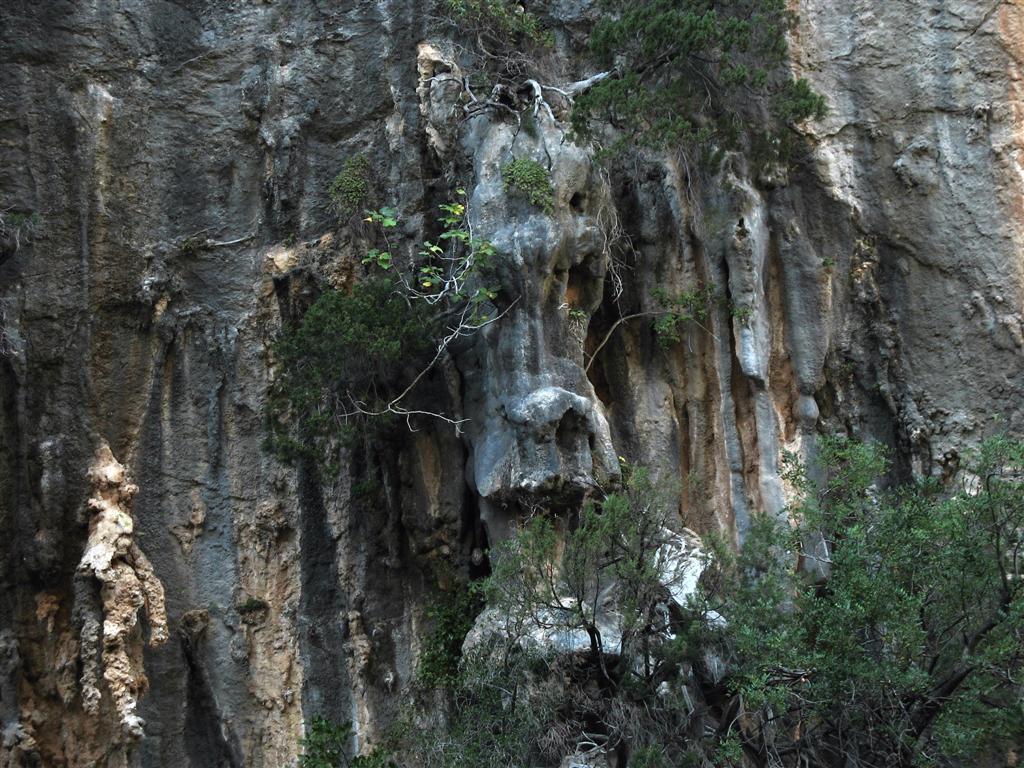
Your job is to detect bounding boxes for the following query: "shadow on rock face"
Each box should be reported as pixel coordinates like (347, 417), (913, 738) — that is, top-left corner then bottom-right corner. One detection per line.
(457, 119), (619, 541)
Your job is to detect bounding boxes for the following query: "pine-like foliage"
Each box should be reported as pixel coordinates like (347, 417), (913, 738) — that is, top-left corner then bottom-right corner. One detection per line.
(572, 0), (826, 157)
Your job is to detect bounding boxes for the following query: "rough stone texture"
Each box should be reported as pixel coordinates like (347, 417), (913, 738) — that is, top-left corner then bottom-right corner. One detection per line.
(458, 115), (621, 541)
(77, 442), (168, 741)
(0, 0), (1022, 765)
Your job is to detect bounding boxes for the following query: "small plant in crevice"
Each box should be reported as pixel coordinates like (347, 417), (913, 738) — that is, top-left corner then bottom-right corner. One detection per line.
(567, 307), (589, 345)
(729, 302), (753, 325)
(179, 236), (202, 258)
(328, 155), (372, 217)
(501, 158), (554, 214)
(0, 210), (41, 256)
(652, 283), (718, 346)
(416, 585), (481, 689)
(444, 0), (552, 49)
(300, 716), (394, 768)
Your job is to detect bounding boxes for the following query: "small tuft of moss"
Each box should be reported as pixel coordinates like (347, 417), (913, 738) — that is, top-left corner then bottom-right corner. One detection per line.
(179, 237), (201, 258)
(328, 155), (371, 216)
(237, 596), (270, 614)
(501, 158), (554, 214)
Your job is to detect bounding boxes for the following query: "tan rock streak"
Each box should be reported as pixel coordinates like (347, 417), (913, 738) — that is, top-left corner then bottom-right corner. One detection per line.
(76, 442), (167, 739)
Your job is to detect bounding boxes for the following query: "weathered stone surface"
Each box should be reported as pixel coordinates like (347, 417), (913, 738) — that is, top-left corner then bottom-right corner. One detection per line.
(458, 114), (620, 541)
(77, 442), (168, 740)
(0, 0), (1021, 765)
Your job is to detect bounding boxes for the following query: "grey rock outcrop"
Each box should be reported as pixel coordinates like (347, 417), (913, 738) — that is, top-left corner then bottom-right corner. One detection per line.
(458, 115), (620, 542)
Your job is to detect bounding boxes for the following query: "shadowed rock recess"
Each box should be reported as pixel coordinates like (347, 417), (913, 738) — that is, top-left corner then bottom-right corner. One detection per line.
(1, 0), (1023, 766)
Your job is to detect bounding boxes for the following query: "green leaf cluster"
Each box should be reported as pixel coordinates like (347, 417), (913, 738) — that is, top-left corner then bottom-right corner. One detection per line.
(264, 278), (434, 465)
(652, 283), (717, 345)
(265, 190), (504, 465)
(410, 647), (560, 768)
(328, 155), (372, 216)
(300, 716), (350, 768)
(501, 158), (554, 214)
(445, 0), (551, 47)
(300, 716), (394, 768)
(702, 435), (1024, 766)
(401, 435), (1024, 767)
(361, 195), (500, 321)
(572, 0), (826, 159)
(417, 586), (481, 689)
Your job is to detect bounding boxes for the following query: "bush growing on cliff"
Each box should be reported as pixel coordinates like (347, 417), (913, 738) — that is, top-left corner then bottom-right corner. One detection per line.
(300, 716), (394, 768)
(444, 0), (551, 49)
(265, 194), (504, 463)
(571, 0), (826, 159)
(417, 586), (481, 689)
(410, 467), (706, 766)
(300, 716), (351, 768)
(404, 436), (1024, 767)
(700, 435), (1024, 767)
(264, 278), (434, 463)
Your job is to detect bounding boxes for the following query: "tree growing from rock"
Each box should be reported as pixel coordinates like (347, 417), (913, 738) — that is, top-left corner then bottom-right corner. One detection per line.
(398, 437), (1024, 767)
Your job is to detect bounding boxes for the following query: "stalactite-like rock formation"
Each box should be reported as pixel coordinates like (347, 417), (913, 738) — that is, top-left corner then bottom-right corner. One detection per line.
(77, 443), (168, 738)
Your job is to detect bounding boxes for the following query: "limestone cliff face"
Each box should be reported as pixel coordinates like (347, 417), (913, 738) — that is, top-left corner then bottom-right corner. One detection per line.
(0, 1), (1022, 766)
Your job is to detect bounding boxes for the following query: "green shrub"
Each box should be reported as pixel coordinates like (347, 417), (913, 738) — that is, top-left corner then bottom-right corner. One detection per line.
(701, 434), (1024, 766)
(501, 158), (554, 214)
(406, 647), (560, 768)
(402, 436), (1024, 767)
(445, 0), (551, 47)
(265, 193), (503, 464)
(328, 155), (371, 216)
(300, 716), (394, 768)
(300, 716), (350, 768)
(775, 76), (828, 123)
(416, 586), (480, 689)
(264, 278), (434, 465)
(571, 0), (826, 160)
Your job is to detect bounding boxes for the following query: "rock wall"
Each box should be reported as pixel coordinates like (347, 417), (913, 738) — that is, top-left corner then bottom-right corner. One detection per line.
(1, 0), (1022, 766)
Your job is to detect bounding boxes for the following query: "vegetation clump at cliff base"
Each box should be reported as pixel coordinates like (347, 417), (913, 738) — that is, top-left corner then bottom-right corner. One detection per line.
(322, 436), (1024, 767)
